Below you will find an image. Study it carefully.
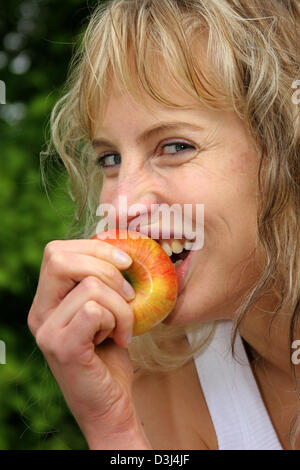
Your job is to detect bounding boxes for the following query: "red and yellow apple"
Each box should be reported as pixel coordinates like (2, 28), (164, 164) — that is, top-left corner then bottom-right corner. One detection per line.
(91, 229), (178, 336)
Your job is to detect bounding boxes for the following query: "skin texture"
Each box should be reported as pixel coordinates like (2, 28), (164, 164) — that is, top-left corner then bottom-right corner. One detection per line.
(28, 68), (299, 449)
(93, 80), (262, 327)
(92, 77), (300, 449)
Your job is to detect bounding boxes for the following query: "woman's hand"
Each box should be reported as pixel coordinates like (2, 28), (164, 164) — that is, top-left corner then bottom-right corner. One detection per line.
(27, 239), (151, 449)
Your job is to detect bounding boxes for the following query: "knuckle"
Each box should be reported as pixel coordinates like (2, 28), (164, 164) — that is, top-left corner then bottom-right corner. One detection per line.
(47, 252), (65, 276)
(36, 325), (66, 361)
(116, 302), (134, 333)
(95, 245), (109, 259)
(35, 325), (51, 352)
(81, 300), (101, 317)
(27, 310), (38, 336)
(103, 263), (119, 283)
(81, 276), (101, 293)
(44, 240), (60, 260)
(27, 301), (39, 335)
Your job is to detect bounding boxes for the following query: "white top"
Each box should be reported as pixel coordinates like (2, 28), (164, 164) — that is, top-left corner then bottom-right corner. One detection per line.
(186, 320), (283, 450)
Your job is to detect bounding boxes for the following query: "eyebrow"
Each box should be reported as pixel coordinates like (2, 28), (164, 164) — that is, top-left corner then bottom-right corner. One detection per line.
(91, 121), (204, 148)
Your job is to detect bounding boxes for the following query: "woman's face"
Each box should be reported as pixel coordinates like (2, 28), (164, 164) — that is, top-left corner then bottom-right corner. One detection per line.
(92, 79), (263, 326)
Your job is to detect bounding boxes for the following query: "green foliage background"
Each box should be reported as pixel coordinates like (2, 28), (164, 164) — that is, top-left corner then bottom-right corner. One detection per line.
(0, 0), (101, 449)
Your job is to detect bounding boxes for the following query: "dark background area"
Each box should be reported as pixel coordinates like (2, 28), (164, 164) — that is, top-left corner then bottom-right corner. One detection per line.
(0, 0), (101, 450)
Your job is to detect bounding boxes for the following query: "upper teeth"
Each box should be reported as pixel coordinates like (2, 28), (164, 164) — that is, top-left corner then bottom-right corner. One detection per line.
(159, 239), (193, 257)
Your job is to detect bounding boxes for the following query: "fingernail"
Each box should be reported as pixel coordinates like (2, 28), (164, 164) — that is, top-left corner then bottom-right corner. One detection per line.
(114, 249), (132, 266)
(123, 280), (135, 300)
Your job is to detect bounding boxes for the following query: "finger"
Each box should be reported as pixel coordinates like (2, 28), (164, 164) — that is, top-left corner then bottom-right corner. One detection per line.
(93, 329), (113, 346)
(34, 251), (135, 316)
(40, 239), (132, 272)
(45, 276), (134, 348)
(35, 304), (120, 421)
(60, 301), (117, 363)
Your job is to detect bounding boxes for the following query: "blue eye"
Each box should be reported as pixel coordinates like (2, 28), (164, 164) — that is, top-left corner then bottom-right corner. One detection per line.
(95, 142), (194, 169)
(96, 153), (121, 169)
(163, 142), (194, 155)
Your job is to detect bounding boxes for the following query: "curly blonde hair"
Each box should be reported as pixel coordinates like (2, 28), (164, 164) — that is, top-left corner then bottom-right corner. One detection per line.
(42, 0), (300, 447)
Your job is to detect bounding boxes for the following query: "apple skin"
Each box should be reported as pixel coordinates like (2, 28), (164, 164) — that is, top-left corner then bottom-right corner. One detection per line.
(91, 229), (178, 336)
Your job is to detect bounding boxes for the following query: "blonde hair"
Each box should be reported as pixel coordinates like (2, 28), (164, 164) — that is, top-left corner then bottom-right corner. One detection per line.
(42, 0), (300, 447)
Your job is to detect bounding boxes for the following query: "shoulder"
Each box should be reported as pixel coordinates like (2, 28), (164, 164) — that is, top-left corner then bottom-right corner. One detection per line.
(132, 358), (218, 450)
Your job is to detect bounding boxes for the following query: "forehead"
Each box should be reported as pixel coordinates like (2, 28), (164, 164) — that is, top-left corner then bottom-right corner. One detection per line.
(91, 65), (205, 137)
(87, 30), (227, 138)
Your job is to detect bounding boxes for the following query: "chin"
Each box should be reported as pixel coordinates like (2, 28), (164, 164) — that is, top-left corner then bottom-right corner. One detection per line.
(163, 281), (235, 327)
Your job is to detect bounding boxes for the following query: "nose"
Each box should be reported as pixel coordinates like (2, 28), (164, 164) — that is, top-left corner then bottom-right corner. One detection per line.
(113, 169), (159, 233)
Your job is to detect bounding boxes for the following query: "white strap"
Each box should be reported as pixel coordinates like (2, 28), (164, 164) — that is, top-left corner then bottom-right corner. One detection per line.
(186, 320), (283, 450)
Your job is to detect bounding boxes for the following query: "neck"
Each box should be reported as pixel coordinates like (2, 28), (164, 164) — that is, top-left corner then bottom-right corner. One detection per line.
(237, 291), (299, 387)
(236, 293), (300, 450)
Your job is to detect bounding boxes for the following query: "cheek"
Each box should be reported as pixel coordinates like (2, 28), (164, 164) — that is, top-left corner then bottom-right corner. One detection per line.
(99, 182), (117, 205)
(182, 157), (259, 253)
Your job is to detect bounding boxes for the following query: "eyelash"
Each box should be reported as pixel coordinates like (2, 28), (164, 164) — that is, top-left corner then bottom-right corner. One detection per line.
(95, 142), (195, 169)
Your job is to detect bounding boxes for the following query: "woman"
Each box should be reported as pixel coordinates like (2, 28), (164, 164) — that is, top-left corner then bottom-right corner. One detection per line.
(28, 0), (300, 450)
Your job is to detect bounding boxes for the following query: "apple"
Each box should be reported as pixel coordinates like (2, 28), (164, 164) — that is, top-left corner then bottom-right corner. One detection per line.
(91, 229), (178, 336)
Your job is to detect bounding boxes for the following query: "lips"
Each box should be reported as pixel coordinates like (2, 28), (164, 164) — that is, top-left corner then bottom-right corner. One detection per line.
(138, 231), (194, 295)
(174, 246), (193, 294)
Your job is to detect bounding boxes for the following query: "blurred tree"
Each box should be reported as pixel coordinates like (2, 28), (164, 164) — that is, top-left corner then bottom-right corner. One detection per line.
(0, 0), (101, 449)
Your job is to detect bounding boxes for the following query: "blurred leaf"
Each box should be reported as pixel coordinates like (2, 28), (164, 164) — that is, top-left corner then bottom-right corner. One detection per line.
(0, 0), (100, 449)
